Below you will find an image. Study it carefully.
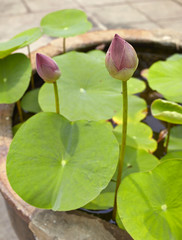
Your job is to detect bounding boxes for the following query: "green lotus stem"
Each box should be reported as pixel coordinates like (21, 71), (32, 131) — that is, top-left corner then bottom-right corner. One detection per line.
(16, 100), (24, 123)
(53, 81), (60, 114)
(27, 45), (35, 89)
(112, 80), (128, 220)
(165, 123), (171, 153)
(63, 38), (66, 53)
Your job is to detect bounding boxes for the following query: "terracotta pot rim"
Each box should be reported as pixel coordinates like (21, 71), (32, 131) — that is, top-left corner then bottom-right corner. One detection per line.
(0, 28), (182, 223)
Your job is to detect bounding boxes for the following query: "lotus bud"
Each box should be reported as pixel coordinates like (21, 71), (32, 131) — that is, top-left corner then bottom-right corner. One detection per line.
(105, 34), (138, 81)
(36, 53), (61, 83)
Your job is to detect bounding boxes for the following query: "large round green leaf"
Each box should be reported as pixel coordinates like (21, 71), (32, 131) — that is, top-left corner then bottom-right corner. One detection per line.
(39, 51), (123, 121)
(12, 27), (42, 48)
(41, 9), (92, 38)
(151, 99), (182, 124)
(7, 112), (119, 211)
(84, 146), (159, 210)
(21, 88), (41, 113)
(114, 122), (157, 152)
(117, 160), (182, 240)
(0, 36), (27, 59)
(168, 126), (182, 151)
(0, 53), (31, 103)
(113, 95), (147, 124)
(148, 59), (182, 102)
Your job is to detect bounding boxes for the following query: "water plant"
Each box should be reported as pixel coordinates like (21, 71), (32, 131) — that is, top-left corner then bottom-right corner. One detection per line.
(0, 8), (182, 240)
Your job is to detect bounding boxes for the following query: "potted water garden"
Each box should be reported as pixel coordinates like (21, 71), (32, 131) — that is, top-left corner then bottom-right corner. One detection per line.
(0, 8), (182, 240)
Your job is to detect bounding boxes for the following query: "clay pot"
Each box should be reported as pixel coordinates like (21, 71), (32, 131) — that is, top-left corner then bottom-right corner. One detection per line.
(0, 29), (182, 240)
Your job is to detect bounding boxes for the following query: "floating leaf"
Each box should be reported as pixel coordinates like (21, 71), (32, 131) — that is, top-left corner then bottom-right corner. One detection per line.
(12, 123), (23, 136)
(0, 53), (31, 103)
(161, 150), (182, 161)
(39, 51), (123, 121)
(141, 68), (149, 79)
(21, 89), (41, 113)
(87, 49), (105, 62)
(116, 211), (125, 230)
(114, 122), (157, 152)
(151, 99), (182, 124)
(167, 53), (182, 61)
(41, 9), (92, 38)
(85, 146), (159, 210)
(117, 160), (182, 240)
(113, 146), (159, 181)
(12, 27), (42, 48)
(84, 181), (116, 210)
(127, 78), (145, 95)
(168, 126), (182, 151)
(7, 112), (119, 211)
(148, 59), (182, 102)
(113, 95), (147, 124)
(0, 36), (27, 59)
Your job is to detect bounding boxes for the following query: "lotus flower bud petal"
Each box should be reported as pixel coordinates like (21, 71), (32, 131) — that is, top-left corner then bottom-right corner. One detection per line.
(105, 34), (138, 81)
(36, 53), (61, 83)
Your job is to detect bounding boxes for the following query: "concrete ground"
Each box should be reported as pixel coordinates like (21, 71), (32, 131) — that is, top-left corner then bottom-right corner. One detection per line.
(0, 0), (182, 239)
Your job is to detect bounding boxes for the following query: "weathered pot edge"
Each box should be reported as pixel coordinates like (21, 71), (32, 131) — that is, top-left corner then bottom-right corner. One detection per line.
(0, 28), (182, 238)
(0, 104), (36, 223)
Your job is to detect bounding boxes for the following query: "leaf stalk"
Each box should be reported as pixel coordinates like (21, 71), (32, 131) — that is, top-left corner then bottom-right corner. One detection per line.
(112, 80), (128, 220)
(53, 81), (60, 114)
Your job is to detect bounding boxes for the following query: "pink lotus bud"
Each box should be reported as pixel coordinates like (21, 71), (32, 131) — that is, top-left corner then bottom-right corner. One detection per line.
(36, 53), (61, 83)
(105, 34), (138, 81)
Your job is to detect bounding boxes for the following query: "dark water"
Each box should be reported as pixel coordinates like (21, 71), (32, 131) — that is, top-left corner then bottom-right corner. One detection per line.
(80, 208), (114, 223)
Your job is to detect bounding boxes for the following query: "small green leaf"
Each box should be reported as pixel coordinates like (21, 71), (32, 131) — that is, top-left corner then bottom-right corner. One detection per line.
(84, 146), (159, 210)
(12, 123), (23, 136)
(0, 37), (27, 59)
(167, 53), (182, 61)
(84, 181), (116, 210)
(117, 160), (182, 240)
(113, 146), (159, 181)
(41, 9), (92, 38)
(0, 53), (31, 103)
(12, 27), (42, 48)
(151, 99), (182, 124)
(114, 122), (157, 152)
(161, 150), (182, 161)
(140, 68), (149, 79)
(21, 89), (41, 113)
(148, 58), (182, 102)
(87, 50), (105, 62)
(7, 112), (119, 211)
(127, 78), (145, 95)
(168, 126), (182, 151)
(116, 211), (125, 230)
(113, 95), (147, 124)
(39, 51), (123, 121)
